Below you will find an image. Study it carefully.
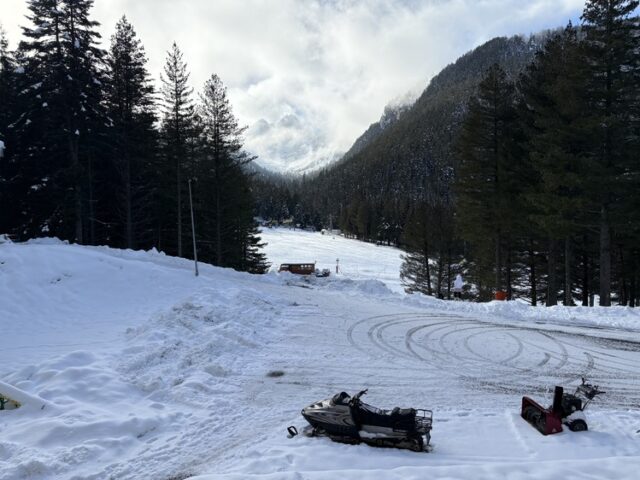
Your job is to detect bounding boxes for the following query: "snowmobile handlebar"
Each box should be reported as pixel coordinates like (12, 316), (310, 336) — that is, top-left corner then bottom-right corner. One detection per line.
(350, 389), (368, 405)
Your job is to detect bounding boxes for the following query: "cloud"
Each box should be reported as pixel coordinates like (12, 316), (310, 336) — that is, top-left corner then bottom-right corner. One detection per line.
(2, 0), (585, 173)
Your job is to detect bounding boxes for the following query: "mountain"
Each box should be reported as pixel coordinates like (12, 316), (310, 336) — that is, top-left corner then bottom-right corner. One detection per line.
(335, 32), (552, 170)
(253, 33), (557, 233)
(297, 33), (552, 219)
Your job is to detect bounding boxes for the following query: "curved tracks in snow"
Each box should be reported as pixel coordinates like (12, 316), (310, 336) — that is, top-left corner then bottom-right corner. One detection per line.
(347, 313), (640, 407)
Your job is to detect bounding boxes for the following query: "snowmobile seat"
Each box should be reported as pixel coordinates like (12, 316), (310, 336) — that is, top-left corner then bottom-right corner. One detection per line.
(354, 404), (418, 431)
(391, 407), (416, 418)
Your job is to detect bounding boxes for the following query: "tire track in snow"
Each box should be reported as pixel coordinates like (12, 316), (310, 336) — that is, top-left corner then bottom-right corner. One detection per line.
(346, 312), (640, 405)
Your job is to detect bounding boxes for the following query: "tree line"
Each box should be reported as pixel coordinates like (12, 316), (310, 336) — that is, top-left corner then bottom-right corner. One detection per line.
(0, 0), (268, 273)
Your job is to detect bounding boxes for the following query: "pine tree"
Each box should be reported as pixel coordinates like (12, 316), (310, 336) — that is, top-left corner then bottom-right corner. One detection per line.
(454, 64), (524, 297)
(105, 16), (156, 248)
(14, 0), (107, 243)
(0, 25), (18, 234)
(400, 203), (433, 296)
(12, 0), (68, 239)
(241, 221), (270, 274)
(581, 0), (640, 306)
(200, 75), (243, 266)
(519, 26), (591, 306)
(0, 25), (15, 143)
(159, 42), (195, 257)
(194, 73), (267, 272)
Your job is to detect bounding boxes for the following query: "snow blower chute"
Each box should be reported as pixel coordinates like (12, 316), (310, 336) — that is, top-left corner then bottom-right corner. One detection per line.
(521, 378), (605, 435)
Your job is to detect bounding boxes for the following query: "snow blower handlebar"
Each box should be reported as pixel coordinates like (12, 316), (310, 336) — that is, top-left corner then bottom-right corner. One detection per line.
(578, 377), (605, 396)
(576, 380), (605, 409)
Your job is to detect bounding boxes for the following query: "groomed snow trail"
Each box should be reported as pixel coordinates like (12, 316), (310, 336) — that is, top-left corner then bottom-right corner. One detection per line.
(1, 232), (640, 480)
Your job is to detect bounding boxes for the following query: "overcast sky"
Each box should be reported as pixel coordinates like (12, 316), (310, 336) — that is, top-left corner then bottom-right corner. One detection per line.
(2, 0), (584, 173)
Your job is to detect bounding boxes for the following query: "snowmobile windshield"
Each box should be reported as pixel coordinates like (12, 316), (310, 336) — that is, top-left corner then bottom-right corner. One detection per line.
(331, 392), (351, 405)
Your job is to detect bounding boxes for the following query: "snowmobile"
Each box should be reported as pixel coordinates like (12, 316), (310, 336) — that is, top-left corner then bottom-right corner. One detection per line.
(521, 378), (605, 435)
(295, 389), (433, 452)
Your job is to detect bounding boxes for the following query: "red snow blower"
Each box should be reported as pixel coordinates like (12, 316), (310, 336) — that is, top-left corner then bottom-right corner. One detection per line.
(520, 378), (605, 435)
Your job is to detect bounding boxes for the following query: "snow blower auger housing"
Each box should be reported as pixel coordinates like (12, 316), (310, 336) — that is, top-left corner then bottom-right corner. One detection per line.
(521, 378), (605, 435)
(299, 389), (433, 452)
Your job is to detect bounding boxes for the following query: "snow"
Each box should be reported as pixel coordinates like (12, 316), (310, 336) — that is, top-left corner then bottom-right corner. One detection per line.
(0, 381), (48, 410)
(261, 228), (640, 330)
(261, 227), (406, 293)
(1, 232), (640, 479)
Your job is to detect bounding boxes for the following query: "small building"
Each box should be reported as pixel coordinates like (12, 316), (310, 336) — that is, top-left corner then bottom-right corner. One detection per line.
(278, 263), (316, 275)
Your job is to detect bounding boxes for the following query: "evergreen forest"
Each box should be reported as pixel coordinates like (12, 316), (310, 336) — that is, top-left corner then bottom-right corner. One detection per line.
(0, 0), (268, 273)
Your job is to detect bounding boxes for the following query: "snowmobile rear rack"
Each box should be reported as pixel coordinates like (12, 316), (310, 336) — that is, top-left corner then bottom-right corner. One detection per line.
(413, 409), (433, 433)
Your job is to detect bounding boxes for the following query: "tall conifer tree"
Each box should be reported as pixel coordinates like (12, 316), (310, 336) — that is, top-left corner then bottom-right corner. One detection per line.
(14, 0), (106, 242)
(0, 26), (18, 233)
(105, 16), (156, 248)
(454, 64), (524, 297)
(581, 0), (639, 306)
(160, 42), (195, 256)
(197, 74), (267, 272)
(519, 26), (591, 306)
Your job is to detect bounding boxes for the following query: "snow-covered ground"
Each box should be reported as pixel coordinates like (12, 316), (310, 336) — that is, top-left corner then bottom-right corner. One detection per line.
(1, 231), (640, 480)
(261, 227), (405, 293)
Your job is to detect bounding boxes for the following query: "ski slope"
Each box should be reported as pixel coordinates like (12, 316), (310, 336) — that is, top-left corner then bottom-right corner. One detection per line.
(1, 233), (640, 480)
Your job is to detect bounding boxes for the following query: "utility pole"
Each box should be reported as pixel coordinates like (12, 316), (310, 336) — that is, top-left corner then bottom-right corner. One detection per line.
(188, 179), (199, 277)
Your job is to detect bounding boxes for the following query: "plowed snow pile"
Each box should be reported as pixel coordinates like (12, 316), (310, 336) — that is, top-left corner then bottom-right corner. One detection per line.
(1, 232), (640, 480)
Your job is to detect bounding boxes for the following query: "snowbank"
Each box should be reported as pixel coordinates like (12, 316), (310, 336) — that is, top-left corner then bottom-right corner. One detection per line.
(403, 293), (640, 332)
(0, 239), (220, 374)
(0, 246), (288, 479)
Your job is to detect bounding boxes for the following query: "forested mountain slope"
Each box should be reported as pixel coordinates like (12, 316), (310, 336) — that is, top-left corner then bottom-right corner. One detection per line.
(293, 34), (551, 230)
